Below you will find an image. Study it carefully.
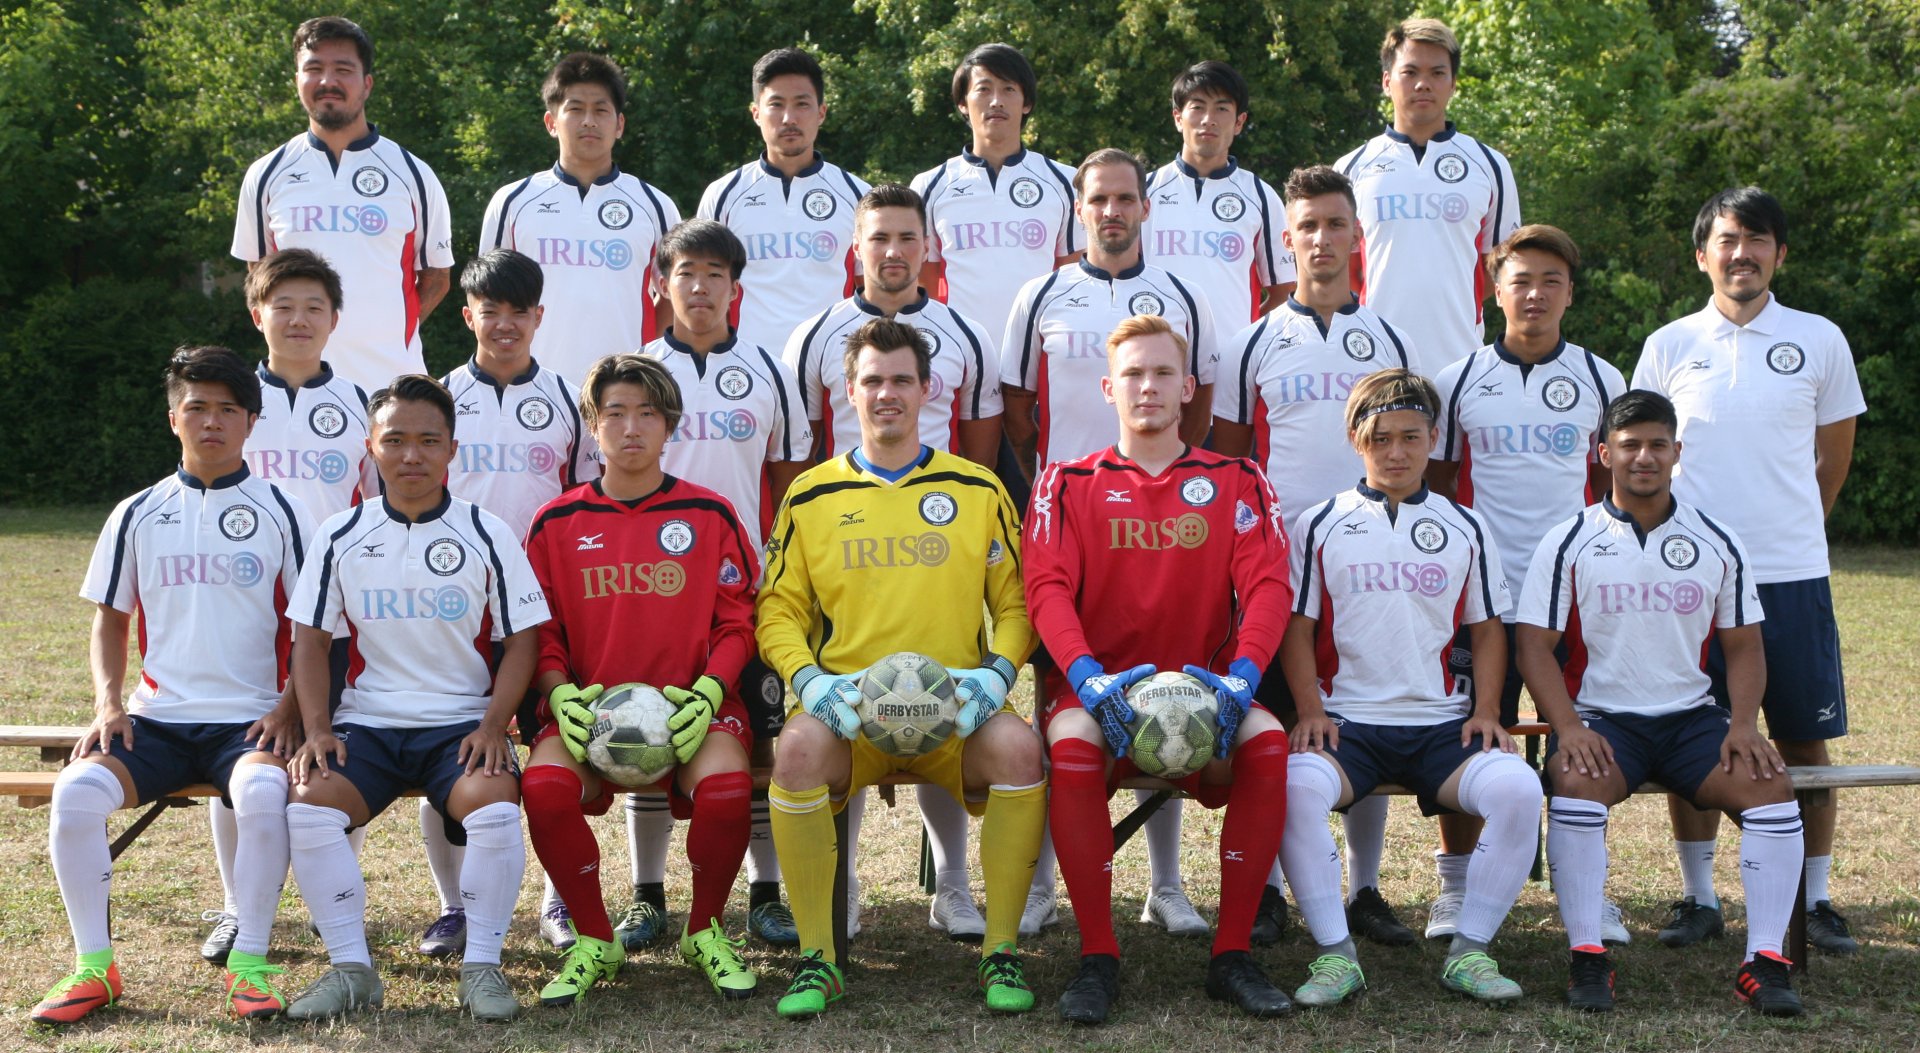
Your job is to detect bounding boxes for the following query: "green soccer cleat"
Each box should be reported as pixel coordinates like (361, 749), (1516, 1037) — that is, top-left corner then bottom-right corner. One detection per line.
(539, 934), (622, 1007)
(1440, 950), (1524, 1003)
(1294, 952), (1366, 1007)
(978, 944), (1035, 1013)
(682, 919), (757, 1000)
(30, 956), (123, 1026)
(777, 950), (845, 1019)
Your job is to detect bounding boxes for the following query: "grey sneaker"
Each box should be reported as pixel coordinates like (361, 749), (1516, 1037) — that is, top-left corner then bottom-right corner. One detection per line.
(540, 900), (577, 951)
(457, 962), (520, 1022)
(418, 909), (466, 958)
(285, 962), (384, 1020)
(199, 910), (239, 966)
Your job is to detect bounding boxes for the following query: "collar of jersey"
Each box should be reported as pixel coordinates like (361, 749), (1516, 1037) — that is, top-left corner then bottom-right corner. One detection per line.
(662, 328), (739, 360)
(1284, 295), (1360, 319)
(1601, 494), (1677, 544)
(464, 357), (540, 388)
(1704, 291), (1781, 337)
(1383, 120), (1457, 146)
(961, 145), (1028, 169)
(853, 289), (929, 316)
(175, 464), (252, 491)
(1492, 337), (1567, 367)
(551, 162), (622, 188)
(1077, 258), (1147, 282)
(258, 360), (336, 390)
(849, 446), (932, 483)
(1172, 155), (1238, 180)
(757, 151), (825, 180)
(305, 124), (380, 155)
(381, 490), (452, 524)
(593, 475), (676, 507)
(1356, 479), (1430, 505)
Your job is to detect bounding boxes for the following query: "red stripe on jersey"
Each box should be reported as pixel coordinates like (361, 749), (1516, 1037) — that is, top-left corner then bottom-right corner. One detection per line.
(1350, 231), (1369, 303)
(841, 246), (858, 298)
(1470, 242), (1489, 326)
(1456, 441), (1476, 510)
(1246, 260), (1263, 322)
(642, 266), (659, 341)
(136, 601), (156, 693)
(1562, 599), (1589, 700)
(758, 463), (777, 544)
(400, 231), (421, 347)
(345, 635), (366, 688)
(472, 611), (494, 677)
(1314, 570), (1339, 696)
(726, 288), (743, 331)
(1251, 396), (1271, 472)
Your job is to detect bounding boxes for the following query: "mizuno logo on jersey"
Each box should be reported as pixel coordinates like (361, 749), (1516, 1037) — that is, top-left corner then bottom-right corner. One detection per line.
(1157, 192), (1180, 204)
(1366, 159), (1396, 173)
(1688, 360), (1711, 370)
(360, 543), (384, 557)
(838, 511), (865, 527)
(1106, 490), (1132, 503)
(1593, 542), (1616, 556)
(950, 185), (973, 197)
(576, 533), (605, 551)
(156, 511), (181, 525)
(740, 193), (765, 207)
(1477, 383), (1502, 396)
(536, 201), (560, 213)
(457, 401), (478, 416)
(1342, 522), (1368, 535)
(287, 172), (309, 183)
(1065, 295), (1089, 308)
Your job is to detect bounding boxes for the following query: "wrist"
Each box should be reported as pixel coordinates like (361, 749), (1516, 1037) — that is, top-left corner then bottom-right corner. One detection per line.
(1066, 655), (1101, 690)
(794, 665), (825, 696)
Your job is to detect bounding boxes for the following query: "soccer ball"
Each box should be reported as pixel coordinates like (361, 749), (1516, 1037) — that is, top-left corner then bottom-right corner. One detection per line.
(857, 652), (958, 758)
(1124, 671), (1219, 779)
(585, 682), (679, 787)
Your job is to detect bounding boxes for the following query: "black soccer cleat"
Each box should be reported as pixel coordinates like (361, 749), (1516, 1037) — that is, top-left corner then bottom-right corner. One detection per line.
(1806, 900), (1859, 956)
(1655, 896), (1724, 947)
(1250, 884), (1290, 947)
(1735, 953), (1804, 1017)
(1566, 948), (1615, 1013)
(1206, 950), (1292, 1018)
(1057, 954), (1120, 1025)
(1346, 887), (1417, 947)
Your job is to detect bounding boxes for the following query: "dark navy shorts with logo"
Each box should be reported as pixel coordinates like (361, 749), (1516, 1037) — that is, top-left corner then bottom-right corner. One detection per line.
(1545, 705), (1730, 804)
(1707, 576), (1846, 742)
(1321, 714), (1494, 816)
(100, 715), (266, 806)
(323, 720), (517, 845)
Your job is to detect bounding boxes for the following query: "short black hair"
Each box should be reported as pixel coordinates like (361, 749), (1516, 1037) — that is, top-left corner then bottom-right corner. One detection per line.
(843, 318), (931, 384)
(1692, 186), (1788, 251)
(1170, 60), (1248, 114)
(542, 52), (627, 113)
(856, 183), (928, 231)
(460, 249), (544, 311)
(1283, 164), (1357, 215)
(369, 374), (457, 434)
(165, 346), (262, 416)
(293, 16), (373, 73)
(951, 43), (1037, 125)
(752, 47), (824, 101)
(656, 219), (748, 281)
(245, 248), (343, 312)
(1603, 389), (1679, 439)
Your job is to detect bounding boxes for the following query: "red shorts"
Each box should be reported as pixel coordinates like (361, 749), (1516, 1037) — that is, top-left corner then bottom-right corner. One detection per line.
(532, 698), (753, 821)
(1038, 666), (1273, 810)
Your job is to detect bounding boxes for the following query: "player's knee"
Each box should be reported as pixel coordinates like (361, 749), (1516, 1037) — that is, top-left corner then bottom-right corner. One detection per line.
(974, 714), (1044, 782)
(691, 770), (753, 815)
(1044, 704), (1098, 747)
(520, 763), (584, 819)
(1286, 751), (1342, 814)
(771, 717), (840, 782)
(1547, 766), (1620, 806)
(1459, 752), (1542, 822)
(285, 801), (351, 850)
(448, 770), (521, 818)
(51, 761), (124, 825)
(229, 761), (289, 817)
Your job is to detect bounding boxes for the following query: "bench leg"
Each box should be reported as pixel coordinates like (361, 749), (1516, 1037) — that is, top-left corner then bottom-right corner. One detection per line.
(1113, 790), (1171, 852)
(1789, 787), (1822, 975)
(919, 827), (936, 896)
(110, 797), (195, 861)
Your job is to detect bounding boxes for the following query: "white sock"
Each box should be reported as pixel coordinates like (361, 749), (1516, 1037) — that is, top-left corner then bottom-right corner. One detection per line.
(1740, 802), (1805, 960)
(1267, 857), (1284, 892)
(228, 764), (289, 957)
(625, 792), (673, 885)
(346, 824), (368, 857)
(1803, 854), (1832, 905)
(1279, 752), (1350, 946)
(1142, 790), (1185, 891)
(1452, 751), (1542, 944)
(49, 763), (123, 956)
(1435, 850), (1470, 896)
(1341, 793), (1390, 900)
(1676, 839), (1718, 906)
(1031, 822), (1058, 892)
(209, 799), (240, 915)
(843, 788), (867, 889)
(541, 875), (562, 914)
(745, 793), (780, 884)
(918, 785), (974, 894)
(1546, 797), (1609, 949)
(419, 798), (465, 913)
(458, 802), (525, 966)
(287, 803), (370, 967)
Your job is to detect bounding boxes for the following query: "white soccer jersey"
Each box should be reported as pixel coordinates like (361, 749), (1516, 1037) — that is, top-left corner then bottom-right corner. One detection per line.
(697, 154), (870, 353)
(912, 148), (1081, 339)
(81, 467), (313, 724)
(1335, 124), (1520, 378)
(784, 290), (1004, 457)
(1142, 158), (1295, 340)
(1518, 499), (1761, 717)
(245, 362), (378, 518)
(1214, 298), (1412, 523)
(291, 494), (551, 729)
(480, 164), (681, 385)
(442, 360), (601, 542)
(1289, 484), (1509, 725)
(1002, 260), (1215, 467)
(232, 128), (455, 391)
(642, 331), (811, 553)
(1435, 339), (1625, 614)
(1632, 296), (1866, 584)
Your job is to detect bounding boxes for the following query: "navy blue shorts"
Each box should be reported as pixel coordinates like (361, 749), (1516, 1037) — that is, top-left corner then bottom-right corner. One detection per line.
(1546, 706), (1730, 803)
(100, 715), (264, 806)
(324, 721), (518, 845)
(1446, 623), (1552, 727)
(740, 652), (786, 741)
(1707, 577), (1846, 741)
(1322, 715), (1491, 816)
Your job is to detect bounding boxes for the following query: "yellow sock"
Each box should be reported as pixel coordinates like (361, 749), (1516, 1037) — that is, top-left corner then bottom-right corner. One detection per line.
(978, 780), (1047, 953)
(769, 780), (839, 963)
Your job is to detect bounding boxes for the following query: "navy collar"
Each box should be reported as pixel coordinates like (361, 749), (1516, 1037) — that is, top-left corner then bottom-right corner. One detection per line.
(757, 151), (825, 179)
(1356, 480), (1430, 505)
(1173, 155), (1237, 180)
(465, 357), (540, 389)
(1383, 120), (1457, 145)
(961, 145), (1027, 169)
(853, 289), (929, 317)
(381, 490), (452, 524)
(1602, 494), (1676, 544)
(306, 123), (380, 155)
(258, 360), (336, 390)
(175, 464), (251, 491)
(1078, 258), (1147, 282)
(551, 161), (622, 188)
(1284, 295), (1360, 318)
(1492, 337), (1566, 367)
(661, 328), (739, 358)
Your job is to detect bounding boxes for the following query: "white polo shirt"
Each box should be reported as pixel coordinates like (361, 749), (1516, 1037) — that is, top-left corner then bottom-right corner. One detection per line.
(480, 164), (682, 384)
(1632, 295), (1866, 584)
(1002, 259), (1215, 467)
(1518, 499), (1761, 717)
(82, 467), (313, 724)
(912, 147), (1080, 339)
(232, 127), (455, 391)
(442, 360), (601, 542)
(1142, 157), (1294, 340)
(1434, 339), (1625, 612)
(1214, 298), (1412, 523)
(696, 154), (870, 353)
(245, 362), (377, 518)
(1336, 123), (1520, 378)
(291, 493), (550, 729)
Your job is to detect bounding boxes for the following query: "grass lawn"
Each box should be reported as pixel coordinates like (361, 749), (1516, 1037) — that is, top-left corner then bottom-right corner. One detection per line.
(2, 505), (1917, 1051)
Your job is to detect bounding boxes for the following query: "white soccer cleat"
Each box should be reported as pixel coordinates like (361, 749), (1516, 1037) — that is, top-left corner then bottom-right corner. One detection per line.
(1141, 887), (1210, 936)
(846, 873), (863, 939)
(929, 886), (987, 942)
(1020, 885), (1060, 937)
(1425, 889), (1465, 940)
(1601, 898), (1632, 946)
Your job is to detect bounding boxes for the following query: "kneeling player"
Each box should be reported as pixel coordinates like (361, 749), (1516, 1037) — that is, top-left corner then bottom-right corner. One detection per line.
(759, 319), (1045, 1018)
(34, 348), (311, 1025)
(1520, 391), (1804, 1015)
(283, 375), (549, 1022)
(521, 354), (763, 1004)
(1027, 315), (1295, 1023)
(1278, 369), (1541, 1006)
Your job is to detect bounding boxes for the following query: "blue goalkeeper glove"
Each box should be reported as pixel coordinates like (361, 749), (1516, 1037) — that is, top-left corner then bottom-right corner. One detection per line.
(1184, 657), (1261, 759)
(1068, 656), (1154, 757)
(794, 666), (861, 740)
(664, 675), (727, 765)
(949, 655), (1018, 737)
(547, 682), (605, 764)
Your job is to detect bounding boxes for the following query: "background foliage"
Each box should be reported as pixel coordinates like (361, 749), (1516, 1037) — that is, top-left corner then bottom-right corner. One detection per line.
(0, 0), (1913, 538)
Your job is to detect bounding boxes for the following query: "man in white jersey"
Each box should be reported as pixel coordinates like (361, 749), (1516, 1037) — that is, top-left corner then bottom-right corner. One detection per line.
(1277, 368), (1540, 1008)
(1520, 389), (1806, 1016)
(284, 375), (549, 1022)
(1335, 19), (1520, 378)
(1632, 187), (1865, 955)
(912, 43), (1080, 341)
(481, 53), (682, 383)
(232, 17), (453, 392)
(1143, 61), (1295, 341)
(697, 48), (870, 352)
(629, 219), (810, 949)
(32, 348), (311, 1027)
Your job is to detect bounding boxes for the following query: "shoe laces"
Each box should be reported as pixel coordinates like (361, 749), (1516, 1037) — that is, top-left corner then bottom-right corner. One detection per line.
(1746, 953), (1792, 986)
(789, 952), (841, 994)
(1569, 951), (1612, 987)
(978, 946), (1028, 990)
(228, 960), (287, 1000)
(1809, 902), (1852, 933)
(543, 901), (573, 922)
(1213, 951), (1267, 986)
(692, 921), (748, 962)
(201, 909), (238, 926)
(754, 901), (796, 924)
(1305, 953), (1358, 986)
(425, 910), (466, 936)
(464, 965), (514, 1000)
(47, 963), (117, 1002)
(1600, 900), (1624, 925)
(1445, 950), (1503, 982)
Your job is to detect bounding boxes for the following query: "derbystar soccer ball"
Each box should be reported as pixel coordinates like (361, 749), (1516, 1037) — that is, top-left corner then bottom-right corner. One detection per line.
(1125, 671), (1219, 779)
(586, 683), (679, 787)
(857, 652), (958, 758)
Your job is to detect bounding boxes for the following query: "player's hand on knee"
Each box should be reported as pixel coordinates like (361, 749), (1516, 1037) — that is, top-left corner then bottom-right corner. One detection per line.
(1184, 658), (1260, 759)
(665, 675), (726, 764)
(291, 731), (346, 785)
(548, 682), (605, 764)
(1553, 725), (1614, 779)
(1461, 713), (1514, 753)
(950, 654), (1018, 737)
(1720, 723), (1787, 779)
(1069, 656), (1152, 757)
(459, 721), (513, 776)
(75, 706), (134, 760)
(1291, 713), (1339, 753)
(795, 666), (861, 740)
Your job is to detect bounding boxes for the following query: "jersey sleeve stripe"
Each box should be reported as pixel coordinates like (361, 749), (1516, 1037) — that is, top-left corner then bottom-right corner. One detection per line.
(490, 176), (535, 249)
(1581, 351), (1612, 450)
(252, 145), (293, 258)
(1233, 318), (1269, 425)
(1442, 361), (1474, 460)
(1449, 499), (1497, 615)
(1252, 178), (1277, 279)
(756, 345), (797, 460)
(102, 486), (158, 606)
(638, 183), (671, 236)
(468, 505), (515, 637)
(1694, 511), (1749, 625)
(784, 477), (877, 511)
(1380, 320), (1409, 367)
(1475, 141), (1508, 239)
(1165, 274), (1205, 376)
(652, 496), (748, 536)
(949, 312), (989, 418)
(794, 311), (834, 419)
(1017, 271), (1063, 382)
(1294, 502), (1339, 614)
(712, 168), (744, 219)
(309, 505), (365, 628)
(269, 486), (307, 567)
(394, 146), (433, 268)
(1544, 517), (1585, 631)
(560, 383), (587, 488)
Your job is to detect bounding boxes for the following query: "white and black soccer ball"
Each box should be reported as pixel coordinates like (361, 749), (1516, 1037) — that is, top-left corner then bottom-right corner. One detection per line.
(857, 652), (957, 758)
(586, 682), (679, 786)
(1124, 671), (1219, 779)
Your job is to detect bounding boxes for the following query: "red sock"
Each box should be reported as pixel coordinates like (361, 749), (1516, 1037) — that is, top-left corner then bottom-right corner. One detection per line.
(521, 764), (613, 941)
(685, 771), (752, 935)
(1049, 737), (1119, 959)
(1213, 730), (1289, 956)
